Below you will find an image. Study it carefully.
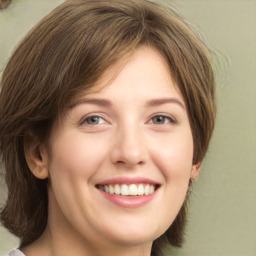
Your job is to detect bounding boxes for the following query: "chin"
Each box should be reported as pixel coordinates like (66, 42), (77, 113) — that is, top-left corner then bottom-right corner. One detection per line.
(100, 224), (164, 247)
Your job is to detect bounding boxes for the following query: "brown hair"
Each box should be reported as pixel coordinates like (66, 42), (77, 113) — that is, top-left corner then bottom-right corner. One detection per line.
(0, 0), (216, 254)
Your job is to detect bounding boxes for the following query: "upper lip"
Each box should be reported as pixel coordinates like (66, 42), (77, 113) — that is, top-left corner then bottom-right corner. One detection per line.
(96, 176), (160, 186)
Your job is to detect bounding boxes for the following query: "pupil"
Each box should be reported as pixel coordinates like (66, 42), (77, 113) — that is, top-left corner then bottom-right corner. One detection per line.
(88, 116), (99, 124)
(154, 116), (164, 124)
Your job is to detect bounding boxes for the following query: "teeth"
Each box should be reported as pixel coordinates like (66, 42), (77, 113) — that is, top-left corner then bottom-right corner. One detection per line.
(120, 184), (129, 196)
(149, 185), (155, 195)
(99, 184), (156, 196)
(114, 184), (121, 195)
(104, 185), (109, 193)
(137, 184), (144, 195)
(109, 185), (114, 194)
(129, 184), (137, 196)
(145, 185), (149, 195)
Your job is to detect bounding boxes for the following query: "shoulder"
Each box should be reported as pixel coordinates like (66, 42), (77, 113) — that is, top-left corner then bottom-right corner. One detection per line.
(4, 249), (26, 256)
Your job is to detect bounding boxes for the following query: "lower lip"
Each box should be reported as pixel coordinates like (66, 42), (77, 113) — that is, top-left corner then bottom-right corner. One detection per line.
(98, 189), (158, 208)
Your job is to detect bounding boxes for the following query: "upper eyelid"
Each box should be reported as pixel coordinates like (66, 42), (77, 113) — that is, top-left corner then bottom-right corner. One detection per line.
(148, 113), (178, 123)
(78, 112), (178, 124)
(79, 113), (108, 125)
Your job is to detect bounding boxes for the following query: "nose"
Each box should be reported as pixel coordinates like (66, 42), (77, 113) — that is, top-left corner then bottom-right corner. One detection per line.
(110, 124), (148, 168)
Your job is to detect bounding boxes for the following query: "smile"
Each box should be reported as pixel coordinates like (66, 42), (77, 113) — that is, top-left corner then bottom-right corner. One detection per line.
(96, 177), (160, 208)
(98, 184), (156, 196)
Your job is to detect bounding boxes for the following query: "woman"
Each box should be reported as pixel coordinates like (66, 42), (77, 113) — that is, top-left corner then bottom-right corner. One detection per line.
(0, 0), (216, 255)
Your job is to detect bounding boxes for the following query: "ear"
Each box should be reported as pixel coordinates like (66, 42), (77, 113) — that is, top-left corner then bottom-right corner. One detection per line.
(190, 162), (201, 180)
(24, 137), (49, 180)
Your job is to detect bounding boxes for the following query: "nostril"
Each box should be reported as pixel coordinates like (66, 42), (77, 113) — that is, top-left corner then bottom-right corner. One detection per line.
(116, 160), (125, 164)
(115, 159), (145, 167)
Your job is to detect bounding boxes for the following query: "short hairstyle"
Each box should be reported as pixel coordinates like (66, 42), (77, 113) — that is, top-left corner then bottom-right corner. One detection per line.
(0, 0), (216, 254)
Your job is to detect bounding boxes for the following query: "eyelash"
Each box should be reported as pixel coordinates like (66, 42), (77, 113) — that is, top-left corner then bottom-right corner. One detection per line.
(80, 114), (177, 126)
(81, 115), (106, 126)
(150, 114), (177, 125)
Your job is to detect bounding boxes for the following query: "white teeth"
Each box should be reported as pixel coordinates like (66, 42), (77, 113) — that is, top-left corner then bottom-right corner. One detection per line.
(114, 184), (121, 195)
(109, 185), (114, 194)
(99, 183), (156, 196)
(144, 185), (150, 195)
(149, 185), (155, 195)
(120, 184), (129, 196)
(129, 184), (137, 196)
(137, 184), (144, 195)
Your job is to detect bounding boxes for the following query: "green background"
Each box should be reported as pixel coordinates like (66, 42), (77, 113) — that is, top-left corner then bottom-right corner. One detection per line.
(0, 0), (255, 255)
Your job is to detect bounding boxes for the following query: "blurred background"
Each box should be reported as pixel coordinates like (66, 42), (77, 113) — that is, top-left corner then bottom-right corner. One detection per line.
(0, 0), (255, 255)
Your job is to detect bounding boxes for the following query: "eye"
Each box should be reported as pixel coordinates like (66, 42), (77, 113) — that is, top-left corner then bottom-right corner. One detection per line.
(82, 116), (105, 125)
(151, 115), (176, 125)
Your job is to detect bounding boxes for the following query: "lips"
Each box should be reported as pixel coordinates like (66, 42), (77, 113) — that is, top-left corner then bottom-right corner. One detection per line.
(96, 177), (160, 208)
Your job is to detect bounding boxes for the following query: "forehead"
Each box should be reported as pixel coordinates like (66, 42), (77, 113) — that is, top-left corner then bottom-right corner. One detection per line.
(69, 46), (184, 107)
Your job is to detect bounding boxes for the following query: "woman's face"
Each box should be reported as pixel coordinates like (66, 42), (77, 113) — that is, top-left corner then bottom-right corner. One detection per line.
(44, 46), (199, 250)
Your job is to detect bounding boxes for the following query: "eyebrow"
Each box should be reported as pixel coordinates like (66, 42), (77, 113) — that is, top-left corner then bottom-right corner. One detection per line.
(146, 97), (185, 109)
(70, 97), (185, 109)
(70, 98), (113, 108)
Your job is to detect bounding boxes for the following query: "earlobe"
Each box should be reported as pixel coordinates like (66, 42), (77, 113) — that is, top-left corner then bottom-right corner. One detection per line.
(190, 162), (201, 180)
(24, 140), (49, 180)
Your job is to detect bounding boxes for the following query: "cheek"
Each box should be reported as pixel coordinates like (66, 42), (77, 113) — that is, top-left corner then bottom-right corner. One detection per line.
(47, 130), (114, 217)
(149, 131), (193, 230)
(47, 132), (103, 209)
(47, 132), (108, 222)
(151, 130), (194, 181)
(49, 131), (108, 180)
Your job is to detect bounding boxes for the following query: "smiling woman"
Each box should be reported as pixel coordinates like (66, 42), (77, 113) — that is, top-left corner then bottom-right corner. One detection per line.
(0, 0), (216, 256)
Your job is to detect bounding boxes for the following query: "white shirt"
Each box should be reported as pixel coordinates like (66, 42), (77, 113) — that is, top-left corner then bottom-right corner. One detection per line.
(6, 249), (25, 256)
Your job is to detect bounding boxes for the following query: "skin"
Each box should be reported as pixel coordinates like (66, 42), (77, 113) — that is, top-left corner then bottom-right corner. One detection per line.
(24, 46), (200, 256)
